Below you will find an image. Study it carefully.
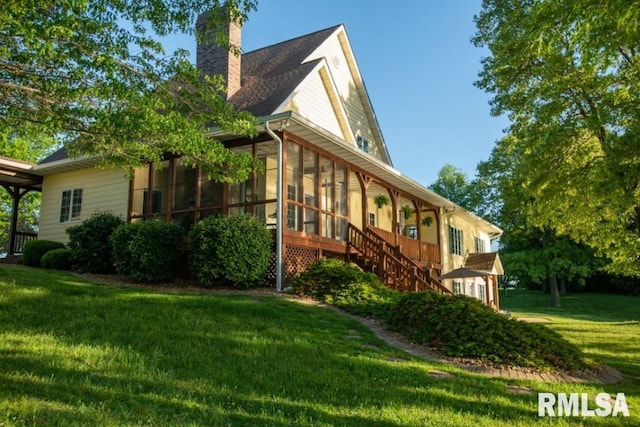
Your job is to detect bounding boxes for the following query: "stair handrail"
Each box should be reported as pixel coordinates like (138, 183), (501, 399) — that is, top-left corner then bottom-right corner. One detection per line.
(348, 224), (451, 294)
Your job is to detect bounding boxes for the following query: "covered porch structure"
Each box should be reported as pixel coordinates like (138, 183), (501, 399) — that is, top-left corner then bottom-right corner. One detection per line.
(0, 157), (42, 255)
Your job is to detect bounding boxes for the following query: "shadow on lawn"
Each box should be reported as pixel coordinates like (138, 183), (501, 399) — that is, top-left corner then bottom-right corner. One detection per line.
(0, 267), (585, 425)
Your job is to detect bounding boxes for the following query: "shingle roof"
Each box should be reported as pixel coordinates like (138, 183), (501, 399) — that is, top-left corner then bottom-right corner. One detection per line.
(40, 24), (341, 164)
(229, 25), (341, 116)
(464, 252), (502, 273)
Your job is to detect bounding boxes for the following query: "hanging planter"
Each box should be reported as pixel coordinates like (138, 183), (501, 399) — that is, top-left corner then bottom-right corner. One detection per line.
(421, 215), (434, 227)
(400, 204), (413, 219)
(373, 194), (390, 209)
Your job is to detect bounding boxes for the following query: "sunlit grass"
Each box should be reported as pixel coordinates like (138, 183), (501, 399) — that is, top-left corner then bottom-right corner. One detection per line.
(0, 265), (637, 426)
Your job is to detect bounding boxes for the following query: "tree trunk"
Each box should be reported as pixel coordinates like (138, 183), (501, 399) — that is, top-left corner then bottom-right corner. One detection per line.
(549, 273), (561, 307)
(542, 277), (549, 294)
(560, 276), (567, 295)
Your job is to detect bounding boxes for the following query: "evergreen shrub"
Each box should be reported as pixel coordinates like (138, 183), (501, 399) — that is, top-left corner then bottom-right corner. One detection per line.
(23, 240), (66, 267)
(111, 220), (184, 282)
(289, 258), (398, 318)
(188, 215), (271, 288)
(66, 212), (123, 273)
(40, 248), (74, 270)
(387, 292), (587, 370)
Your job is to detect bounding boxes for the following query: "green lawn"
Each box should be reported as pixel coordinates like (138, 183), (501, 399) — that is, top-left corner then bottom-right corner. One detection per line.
(0, 266), (637, 426)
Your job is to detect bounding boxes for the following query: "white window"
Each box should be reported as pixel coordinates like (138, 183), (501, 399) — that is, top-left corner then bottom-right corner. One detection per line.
(368, 211), (376, 226)
(59, 189), (83, 223)
(478, 283), (486, 303)
(449, 226), (463, 256)
(474, 237), (486, 253)
(452, 280), (463, 295)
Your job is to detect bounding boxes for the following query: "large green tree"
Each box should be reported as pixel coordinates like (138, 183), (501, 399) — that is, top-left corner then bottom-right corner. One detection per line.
(2, 0), (260, 181)
(429, 164), (482, 214)
(476, 136), (607, 306)
(474, 0), (640, 277)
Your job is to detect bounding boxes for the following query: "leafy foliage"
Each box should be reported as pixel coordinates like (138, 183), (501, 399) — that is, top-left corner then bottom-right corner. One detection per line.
(110, 220), (184, 282)
(66, 212), (124, 273)
(188, 214), (271, 288)
(22, 240), (66, 267)
(387, 292), (587, 370)
(474, 1), (640, 277)
(429, 164), (482, 214)
(40, 248), (74, 270)
(2, 1), (261, 182)
(289, 259), (398, 318)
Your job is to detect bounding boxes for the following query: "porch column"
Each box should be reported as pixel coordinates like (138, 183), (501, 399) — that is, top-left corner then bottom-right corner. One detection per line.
(413, 200), (423, 259)
(356, 173), (371, 230)
(387, 189), (399, 242)
(3, 185), (32, 255)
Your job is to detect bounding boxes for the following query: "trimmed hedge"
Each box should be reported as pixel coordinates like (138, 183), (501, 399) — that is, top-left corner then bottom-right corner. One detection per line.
(23, 240), (66, 267)
(66, 212), (124, 273)
(387, 292), (587, 370)
(41, 248), (74, 270)
(110, 220), (184, 282)
(188, 214), (271, 288)
(289, 258), (398, 318)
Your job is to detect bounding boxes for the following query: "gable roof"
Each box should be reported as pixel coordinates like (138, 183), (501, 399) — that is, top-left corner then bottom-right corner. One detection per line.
(229, 25), (341, 116)
(464, 252), (504, 275)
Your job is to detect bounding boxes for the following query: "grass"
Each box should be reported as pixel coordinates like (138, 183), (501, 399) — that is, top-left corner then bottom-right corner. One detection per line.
(0, 266), (637, 426)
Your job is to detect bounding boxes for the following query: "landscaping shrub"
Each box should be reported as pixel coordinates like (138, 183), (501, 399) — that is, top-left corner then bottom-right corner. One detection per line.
(41, 248), (74, 270)
(387, 292), (587, 370)
(23, 240), (66, 267)
(66, 212), (123, 273)
(110, 220), (184, 282)
(289, 258), (398, 318)
(188, 214), (271, 288)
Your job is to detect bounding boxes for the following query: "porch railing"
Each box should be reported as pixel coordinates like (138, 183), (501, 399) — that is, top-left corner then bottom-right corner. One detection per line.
(347, 224), (451, 294)
(11, 231), (37, 255)
(369, 226), (441, 265)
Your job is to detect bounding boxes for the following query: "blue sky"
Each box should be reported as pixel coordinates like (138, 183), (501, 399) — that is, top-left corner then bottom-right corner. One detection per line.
(166, 0), (509, 185)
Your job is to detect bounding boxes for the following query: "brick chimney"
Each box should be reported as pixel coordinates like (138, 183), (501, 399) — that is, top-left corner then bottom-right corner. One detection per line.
(196, 8), (242, 99)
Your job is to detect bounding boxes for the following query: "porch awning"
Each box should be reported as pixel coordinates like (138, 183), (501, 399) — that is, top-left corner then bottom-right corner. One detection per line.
(0, 156), (43, 191)
(437, 267), (490, 280)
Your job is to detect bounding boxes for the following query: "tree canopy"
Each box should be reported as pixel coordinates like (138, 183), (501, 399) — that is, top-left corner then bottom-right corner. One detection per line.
(429, 164), (482, 214)
(2, 0), (260, 181)
(474, 0), (640, 277)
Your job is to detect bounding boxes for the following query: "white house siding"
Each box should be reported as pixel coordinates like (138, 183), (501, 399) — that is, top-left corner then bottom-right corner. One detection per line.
(277, 67), (345, 140)
(39, 168), (129, 243)
(304, 30), (387, 163)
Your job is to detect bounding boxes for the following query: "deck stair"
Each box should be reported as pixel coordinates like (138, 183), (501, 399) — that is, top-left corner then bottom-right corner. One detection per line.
(347, 223), (451, 294)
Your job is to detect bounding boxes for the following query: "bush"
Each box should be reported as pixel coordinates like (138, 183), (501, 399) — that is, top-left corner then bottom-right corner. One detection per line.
(111, 220), (184, 282)
(41, 248), (74, 270)
(66, 212), (124, 273)
(23, 240), (66, 267)
(387, 292), (587, 370)
(289, 258), (398, 318)
(188, 214), (272, 288)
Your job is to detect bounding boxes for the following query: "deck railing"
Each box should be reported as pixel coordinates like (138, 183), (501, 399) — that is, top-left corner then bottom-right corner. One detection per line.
(369, 226), (441, 265)
(11, 231), (37, 254)
(347, 224), (451, 294)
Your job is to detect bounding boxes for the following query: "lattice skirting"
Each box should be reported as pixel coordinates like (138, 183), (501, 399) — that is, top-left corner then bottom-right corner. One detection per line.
(285, 245), (320, 282)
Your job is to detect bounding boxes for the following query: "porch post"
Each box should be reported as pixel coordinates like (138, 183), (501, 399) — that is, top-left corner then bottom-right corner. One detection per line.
(8, 187), (19, 255)
(356, 173), (371, 230)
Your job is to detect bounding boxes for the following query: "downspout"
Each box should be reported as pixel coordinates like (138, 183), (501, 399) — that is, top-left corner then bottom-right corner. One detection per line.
(264, 120), (284, 291)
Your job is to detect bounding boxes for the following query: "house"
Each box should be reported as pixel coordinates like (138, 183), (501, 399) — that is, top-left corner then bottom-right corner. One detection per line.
(0, 13), (503, 307)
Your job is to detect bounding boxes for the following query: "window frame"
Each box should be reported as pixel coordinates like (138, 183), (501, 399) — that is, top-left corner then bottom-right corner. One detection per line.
(59, 188), (83, 223)
(449, 225), (464, 256)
